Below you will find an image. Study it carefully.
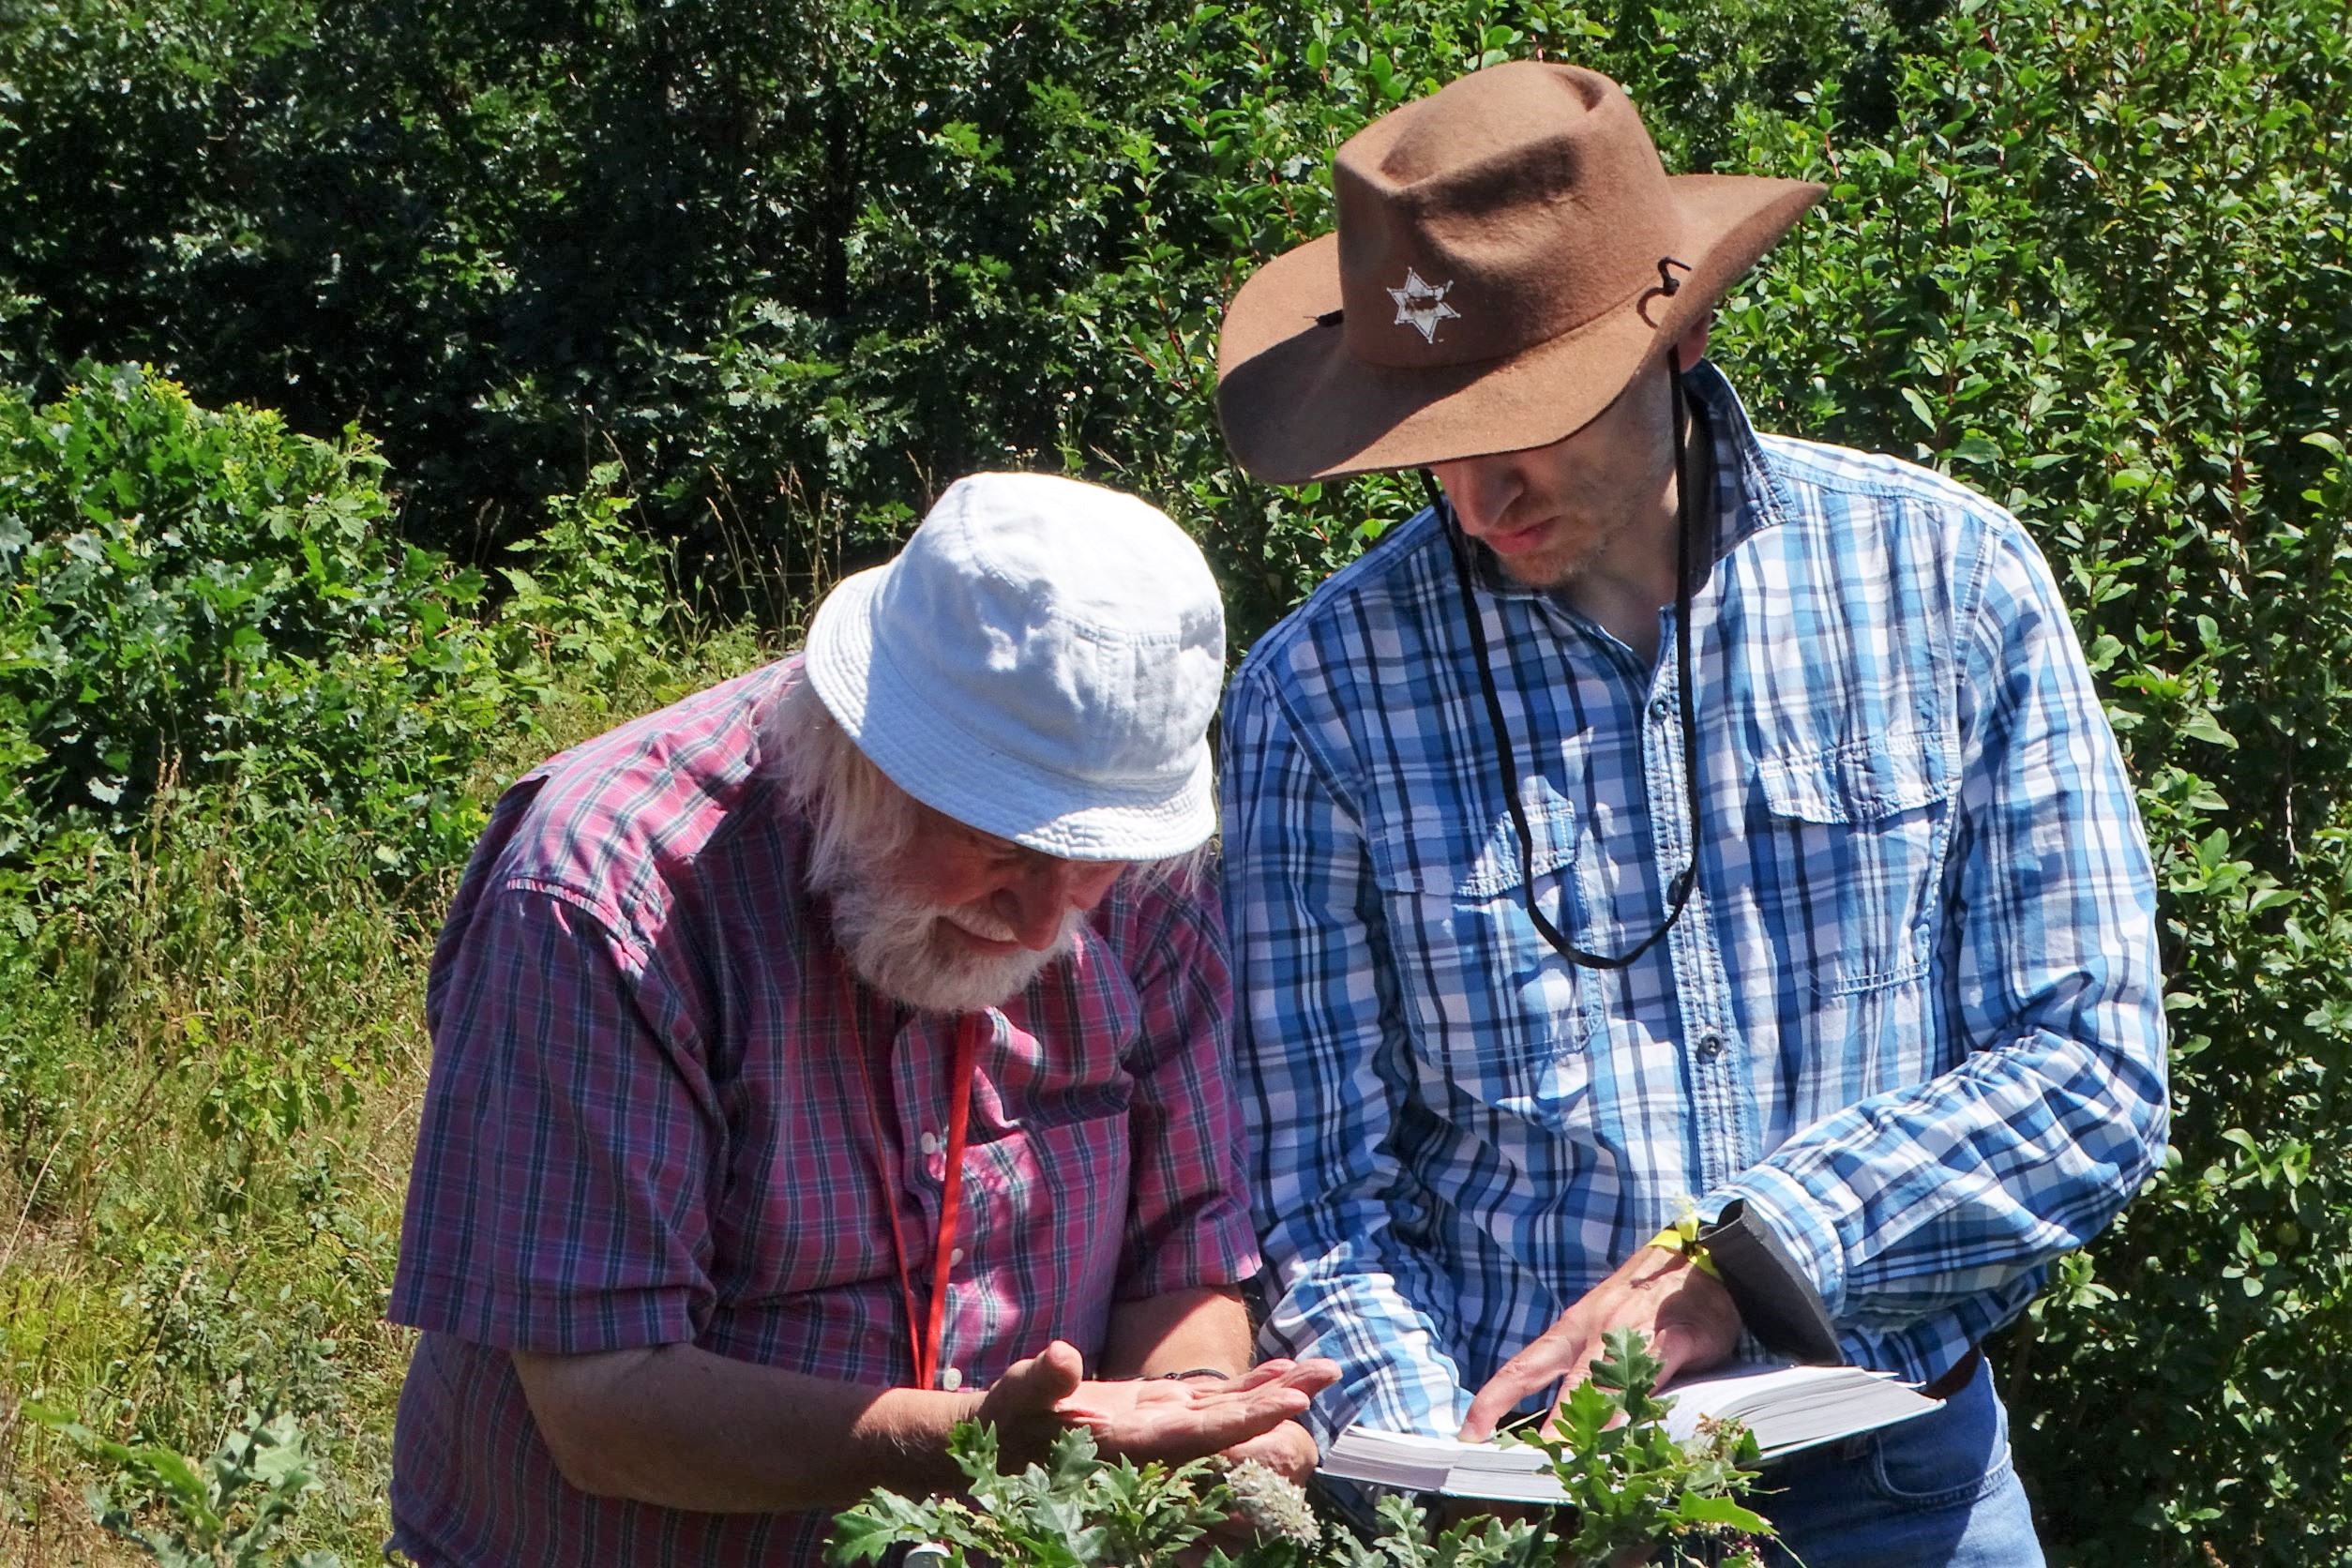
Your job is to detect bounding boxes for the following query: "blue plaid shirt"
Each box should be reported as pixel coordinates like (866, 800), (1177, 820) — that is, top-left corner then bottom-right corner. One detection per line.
(1220, 363), (2168, 1440)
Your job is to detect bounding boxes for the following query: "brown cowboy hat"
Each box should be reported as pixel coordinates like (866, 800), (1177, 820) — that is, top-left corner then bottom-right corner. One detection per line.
(1216, 61), (1824, 485)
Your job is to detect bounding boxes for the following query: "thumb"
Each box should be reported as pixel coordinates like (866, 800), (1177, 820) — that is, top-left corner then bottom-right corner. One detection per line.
(1002, 1339), (1084, 1407)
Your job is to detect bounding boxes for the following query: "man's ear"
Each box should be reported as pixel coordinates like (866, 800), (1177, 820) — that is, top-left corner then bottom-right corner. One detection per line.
(1677, 316), (1712, 366)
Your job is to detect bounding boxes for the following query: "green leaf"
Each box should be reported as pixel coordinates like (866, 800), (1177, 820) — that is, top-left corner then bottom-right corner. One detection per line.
(128, 1445), (219, 1530)
(2179, 710), (2238, 748)
(826, 1509), (926, 1564)
(1672, 1492), (1773, 1530)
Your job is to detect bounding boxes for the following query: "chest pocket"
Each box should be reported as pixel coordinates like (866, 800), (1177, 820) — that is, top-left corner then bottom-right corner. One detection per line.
(1367, 783), (1595, 1118)
(1749, 729), (1955, 996)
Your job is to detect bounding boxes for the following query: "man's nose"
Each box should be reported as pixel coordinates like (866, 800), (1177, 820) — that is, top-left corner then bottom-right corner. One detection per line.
(1434, 458), (1521, 537)
(997, 859), (1123, 949)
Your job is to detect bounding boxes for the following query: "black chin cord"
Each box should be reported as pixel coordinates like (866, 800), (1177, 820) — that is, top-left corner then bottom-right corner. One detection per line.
(1423, 353), (1704, 972)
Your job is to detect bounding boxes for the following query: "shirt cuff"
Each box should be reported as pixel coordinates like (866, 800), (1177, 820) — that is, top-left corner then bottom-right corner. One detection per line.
(387, 1272), (701, 1355)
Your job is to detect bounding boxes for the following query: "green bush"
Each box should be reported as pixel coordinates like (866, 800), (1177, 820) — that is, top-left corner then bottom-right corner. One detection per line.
(0, 542), (757, 1563)
(0, 366), (696, 891)
(1698, 5), (2352, 1556)
(0, 0), (1886, 628)
(0, 364), (506, 882)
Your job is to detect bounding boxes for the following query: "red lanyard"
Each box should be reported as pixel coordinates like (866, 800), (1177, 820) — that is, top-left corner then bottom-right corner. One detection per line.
(854, 1005), (987, 1392)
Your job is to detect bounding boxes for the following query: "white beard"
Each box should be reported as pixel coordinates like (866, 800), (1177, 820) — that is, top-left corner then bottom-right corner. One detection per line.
(824, 872), (1083, 1014)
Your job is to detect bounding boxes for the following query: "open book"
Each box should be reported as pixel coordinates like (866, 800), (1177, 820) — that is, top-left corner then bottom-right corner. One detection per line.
(1318, 1364), (1942, 1503)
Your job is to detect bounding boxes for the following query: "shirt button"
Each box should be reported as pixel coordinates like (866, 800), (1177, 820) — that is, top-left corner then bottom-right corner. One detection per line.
(940, 1366), (963, 1392)
(918, 1130), (942, 1156)
(949, 1247), (965, 1265)
(1696, 1030), (1725, 1059)
(1651, 694), (1674, 718)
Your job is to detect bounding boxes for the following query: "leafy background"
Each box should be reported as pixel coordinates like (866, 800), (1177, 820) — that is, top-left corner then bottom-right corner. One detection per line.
(2, 0), (2347, 1561)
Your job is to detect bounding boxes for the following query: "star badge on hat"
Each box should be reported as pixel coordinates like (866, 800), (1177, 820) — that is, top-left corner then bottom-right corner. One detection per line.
(1385, 267), (1460, 343)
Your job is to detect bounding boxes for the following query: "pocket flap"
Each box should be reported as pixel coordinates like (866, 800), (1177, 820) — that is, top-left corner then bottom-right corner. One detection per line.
(1371, 782), (1578, 898)
(1756, 729), (1952, 825)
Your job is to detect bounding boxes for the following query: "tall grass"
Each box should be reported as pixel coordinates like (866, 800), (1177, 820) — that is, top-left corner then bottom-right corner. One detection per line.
(0, 625), (769, 1564)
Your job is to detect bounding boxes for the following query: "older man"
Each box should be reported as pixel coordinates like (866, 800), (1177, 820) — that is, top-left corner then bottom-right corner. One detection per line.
(1214, 62), (2165, 1565)
(386, 473), (1333, 1564)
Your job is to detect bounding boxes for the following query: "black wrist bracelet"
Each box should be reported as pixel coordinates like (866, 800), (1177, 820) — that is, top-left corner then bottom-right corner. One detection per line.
(1154, 1367), (1233, 1381)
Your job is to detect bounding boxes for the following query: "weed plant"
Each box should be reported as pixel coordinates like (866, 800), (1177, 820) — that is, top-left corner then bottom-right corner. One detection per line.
(828, 1331), (1769, 1568)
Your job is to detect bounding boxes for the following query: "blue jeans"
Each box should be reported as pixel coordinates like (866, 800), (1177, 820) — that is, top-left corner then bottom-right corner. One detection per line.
(1751, 1356), (2043, 1567)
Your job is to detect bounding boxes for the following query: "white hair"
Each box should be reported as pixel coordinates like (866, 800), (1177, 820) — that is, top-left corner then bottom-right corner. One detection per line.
(762, 668), (1213, 897)
(764, 671), (918, 896)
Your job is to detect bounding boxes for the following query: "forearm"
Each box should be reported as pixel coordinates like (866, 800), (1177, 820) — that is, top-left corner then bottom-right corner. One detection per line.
(1100, 1284), (1253, 1379)
(1705, 1011), (2166, 1334)
(513, 1342), (983, 1514)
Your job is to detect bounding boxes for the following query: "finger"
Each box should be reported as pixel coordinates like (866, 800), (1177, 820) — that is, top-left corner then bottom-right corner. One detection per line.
(1276, 1357), (1341, 1396)
(1223, 1360), (1294, 1393)
(1203, 1360), (1309, 1397)
(1647, 1321), (1709, 1390)
(1217, 1357), (1338, 1399)
(1649, 1280), (1742, 1391)
(1461, 1335), (1586, 1442)
(1007, 1340), (1084, 1407)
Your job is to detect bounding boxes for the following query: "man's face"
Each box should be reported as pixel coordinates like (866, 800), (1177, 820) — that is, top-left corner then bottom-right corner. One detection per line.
(1429, 364), (1678, 590)
(1428, 326), (1707, 592)
(824, 802), (1128, 1014)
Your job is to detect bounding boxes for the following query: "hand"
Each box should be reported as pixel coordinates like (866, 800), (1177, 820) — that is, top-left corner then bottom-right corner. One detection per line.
(971, 1340), (1089, 1468)
(1054, 1357), (1337, 1467)
(1458, 1247), (1741, 1442)
(974, 1346), (1339, 1470)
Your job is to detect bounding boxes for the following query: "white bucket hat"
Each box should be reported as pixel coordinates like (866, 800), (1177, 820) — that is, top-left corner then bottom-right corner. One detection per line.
(802, 472), (1225, 862)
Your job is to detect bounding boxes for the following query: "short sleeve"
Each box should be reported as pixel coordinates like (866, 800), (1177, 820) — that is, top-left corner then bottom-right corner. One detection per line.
(389, 882), (720, 1353)
(1110, 872), (1262, 1300)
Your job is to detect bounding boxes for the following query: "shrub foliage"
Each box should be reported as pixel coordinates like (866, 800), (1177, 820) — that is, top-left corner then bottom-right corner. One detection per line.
(4, 0), (2350, 1561)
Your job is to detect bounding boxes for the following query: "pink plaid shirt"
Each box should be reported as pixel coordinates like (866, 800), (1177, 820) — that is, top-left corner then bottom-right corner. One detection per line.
(386, 657), (1259, 1565)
